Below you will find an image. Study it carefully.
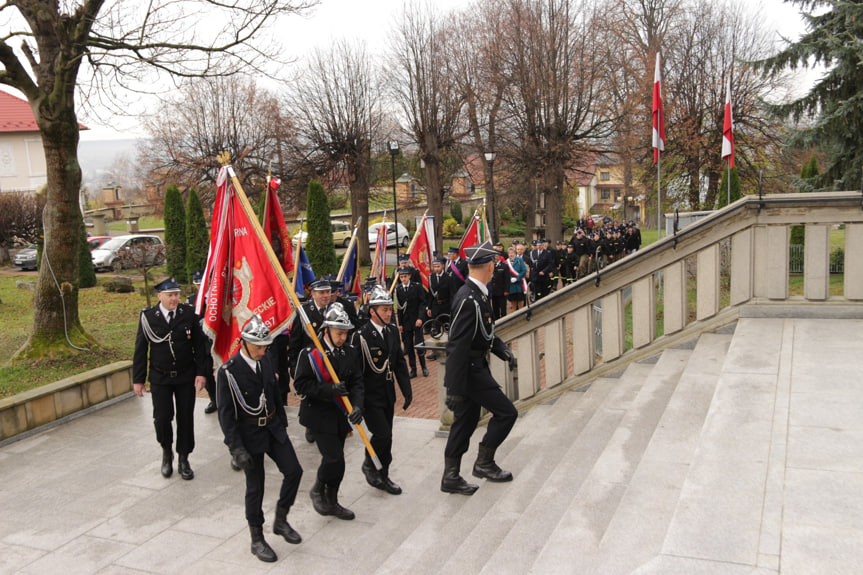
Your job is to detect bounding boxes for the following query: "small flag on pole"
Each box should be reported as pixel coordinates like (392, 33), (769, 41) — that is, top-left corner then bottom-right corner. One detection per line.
(721, 78), (734, 169)
(409, 217), (434, 289)
(652, 52), (666, 164)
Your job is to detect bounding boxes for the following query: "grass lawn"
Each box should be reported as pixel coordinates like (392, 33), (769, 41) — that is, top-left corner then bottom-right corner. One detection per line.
(107, 215), (164, 232)
(0, 273), (164, 398)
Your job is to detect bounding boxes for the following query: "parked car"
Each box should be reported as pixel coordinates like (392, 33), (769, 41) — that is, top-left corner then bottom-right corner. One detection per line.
(368, 222), (410, 248)
(91, 234), (165, 272)
(87, 236), (113, 251)
(13, 246), (38, 270)
(292, 220), (354, 247)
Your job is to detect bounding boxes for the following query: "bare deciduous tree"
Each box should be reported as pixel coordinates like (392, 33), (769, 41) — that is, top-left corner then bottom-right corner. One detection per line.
(291, 40), (382, 264)
(0, 0), (315, 358)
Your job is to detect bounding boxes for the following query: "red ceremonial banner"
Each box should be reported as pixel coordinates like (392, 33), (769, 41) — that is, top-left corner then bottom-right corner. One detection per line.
(262, 180), (294, 274)
(409, 218), (433, 289)
(200, 167), (295, 364)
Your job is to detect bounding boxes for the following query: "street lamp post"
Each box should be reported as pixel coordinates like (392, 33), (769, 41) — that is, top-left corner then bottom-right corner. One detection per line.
(484, 151), (497, 242)
(388, 141), (400, 263)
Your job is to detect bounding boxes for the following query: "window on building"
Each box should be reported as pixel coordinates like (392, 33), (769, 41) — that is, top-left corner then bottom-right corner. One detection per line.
(601, 190), (610, 200)
(410, 182), (417, 198)
(600, 171), (610, 181)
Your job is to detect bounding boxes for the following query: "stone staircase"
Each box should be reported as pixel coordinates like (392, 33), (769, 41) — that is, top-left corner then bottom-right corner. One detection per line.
(2, 317), (862, 574)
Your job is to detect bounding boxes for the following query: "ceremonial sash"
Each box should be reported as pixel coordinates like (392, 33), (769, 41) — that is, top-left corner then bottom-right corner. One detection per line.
(308, 348), (347, 415)
(449, 261), (465, 283)
(507, 258), (528, 293)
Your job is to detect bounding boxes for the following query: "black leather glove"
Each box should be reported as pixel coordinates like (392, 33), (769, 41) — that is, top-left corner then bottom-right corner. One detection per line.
(402, 392), (413, 411)
(230, 446), (253, 471)
(445, 394), (466, 412)
(348, 406), (363, 425)
(494, 347), (517, 371)
(332, 382), (349, 396)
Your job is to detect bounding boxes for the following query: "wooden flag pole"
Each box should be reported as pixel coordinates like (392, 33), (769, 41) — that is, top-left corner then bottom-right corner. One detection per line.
(336, 217), (363, 283)
(216, 152), (381, 469)
(389, 210), (428, 295)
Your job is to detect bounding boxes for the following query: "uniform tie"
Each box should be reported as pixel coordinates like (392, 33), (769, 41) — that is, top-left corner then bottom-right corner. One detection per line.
(255, 361), (262, 382)
(167, 310), (174, 324)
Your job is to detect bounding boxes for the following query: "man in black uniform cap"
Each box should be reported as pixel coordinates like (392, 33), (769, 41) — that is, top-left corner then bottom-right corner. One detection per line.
(490, 242), (509, 320)
(217, 315), (303, 563)
(133, 277), (208, 480)
(441, 240), (518, 496)
(396, 266), (429, 378)
(293, 303), (365, 520)
(352, 285), (412, 495)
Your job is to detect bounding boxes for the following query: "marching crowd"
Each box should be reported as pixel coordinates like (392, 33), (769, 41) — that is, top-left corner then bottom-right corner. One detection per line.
(130, 216), (641, 563)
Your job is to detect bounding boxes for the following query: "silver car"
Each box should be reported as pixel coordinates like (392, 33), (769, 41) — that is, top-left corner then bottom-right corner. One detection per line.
(91, 234), (165, 272)
(13, 247), (38, 270)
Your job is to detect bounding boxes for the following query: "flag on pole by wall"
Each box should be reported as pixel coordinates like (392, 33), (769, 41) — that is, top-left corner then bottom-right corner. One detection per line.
(721, 78), (734, 169)
(295, 245), (317, 298)
(261, 177), (294, 274)
(652, 52), (666, 164)
(409, 217), (434, 289)
(198, 166), (295, 364)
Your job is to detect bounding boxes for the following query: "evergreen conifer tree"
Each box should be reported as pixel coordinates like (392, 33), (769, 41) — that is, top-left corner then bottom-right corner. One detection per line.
(305, 180), (338, 276)
(185, 187), (209, 281)
(78, 219), (97, 288)
(754, 1), (863, 189)
(163, 184), (188, 283)
(716, 167), (741, 209)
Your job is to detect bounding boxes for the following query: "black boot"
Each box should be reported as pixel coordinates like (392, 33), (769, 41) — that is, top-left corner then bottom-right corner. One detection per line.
(305, 427), (315, 443)
(273, 505), (301, 544)
(230, 454), (241, 471)
(326, 484), (355, 520)
(380, 466), (403, 495)
(362, 456), (385, 490)
(160, 447), (173, 478)
(441, 456), (478, 495)
(472, 443), (513, 482)
(249, 525), (277, 562)
(310, 479), (331, 516)
(204, 401), (217, 414)
(177, 453), (194, 480)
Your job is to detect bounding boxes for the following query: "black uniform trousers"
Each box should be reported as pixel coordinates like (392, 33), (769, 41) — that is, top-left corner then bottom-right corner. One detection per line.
(491, 295), (507, 320)
(244, 436), (302, 526)
(150, 378), (196, 454)
(364, 405), (395, 468)
(402, 327), (426, 372)
(443, 357), (518, 459)
(311, 429), (348, 487)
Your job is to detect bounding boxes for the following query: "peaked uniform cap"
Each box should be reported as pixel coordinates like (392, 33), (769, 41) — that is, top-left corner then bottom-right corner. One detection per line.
(464, 240), (501, 264)
(155, 278), (181, 293)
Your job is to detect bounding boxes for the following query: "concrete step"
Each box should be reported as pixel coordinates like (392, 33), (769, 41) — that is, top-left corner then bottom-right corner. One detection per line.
(532, 333), (732, 574)
(467, 350), (686, 575)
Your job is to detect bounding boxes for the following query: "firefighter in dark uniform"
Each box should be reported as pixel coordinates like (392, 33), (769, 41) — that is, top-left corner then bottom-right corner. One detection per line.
(133, 277), (208, 480)
(491, 242), (509, 320)
(293, 304), (365, 520)
(397, 254), (423, 285)
(445, 246), (468, 308)
(428, 257), (450, 320)
(395, 266), (428, 378)
(288, 279), (331, 443)
(441, 241), (518, 496)
(352, 285), (412, 495)
(216, 315), (303, 563)
(186, 271), (217, 414)
(528, 239), (555, 300)
(324, 274), (360, 332)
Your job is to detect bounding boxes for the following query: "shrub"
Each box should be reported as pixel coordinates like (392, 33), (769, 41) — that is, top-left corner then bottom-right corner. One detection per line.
(185, 187), (209, 279)
(305, 180), (338, 276)
(830, 246), (845, 273)
(450, 202), (463, 225)
(163, 184), (187, 283)
(443, 218), (463, 238)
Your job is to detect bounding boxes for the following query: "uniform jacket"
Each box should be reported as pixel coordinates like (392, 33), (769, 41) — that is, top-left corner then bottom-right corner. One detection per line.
(491, 258), (509, 297)
(216, 351), (289, 454)
(293, 342), (364, 436)
(429, 272), (450, 317)
(352, 320), (411, 409)
(445, 258), (469, 302)
(444, 280), (509, 396)
(395, 281), (428, 330)
(133, 302), (208, 386)
(528, 248), (555, 280)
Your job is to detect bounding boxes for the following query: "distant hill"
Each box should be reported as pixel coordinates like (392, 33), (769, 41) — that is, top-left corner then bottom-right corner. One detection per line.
(78, 138), (142, 192)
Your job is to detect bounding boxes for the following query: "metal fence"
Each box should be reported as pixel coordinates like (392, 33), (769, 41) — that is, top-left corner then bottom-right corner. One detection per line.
(789, 244), (845, 274)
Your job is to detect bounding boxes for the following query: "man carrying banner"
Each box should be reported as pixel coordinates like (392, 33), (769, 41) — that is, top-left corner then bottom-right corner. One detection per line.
(216, 315), (303, 563)
(352, 285), (412, 495)
(133, 278), (208, 480)
(441, 241), (518, 496)
(293, 304), (365, 520)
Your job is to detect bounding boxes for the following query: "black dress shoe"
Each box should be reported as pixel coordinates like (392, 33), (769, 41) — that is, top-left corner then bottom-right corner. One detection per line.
(422, 367), (429, 377)
(204, 401), (217, 414)
(230, 455), (241, 472)
(409, 370), (417, 378)
(305, 427), (315, 443)
(161, 448), (173, 478)
(178, 454), (194, 480)
(362, 458), (385, 490)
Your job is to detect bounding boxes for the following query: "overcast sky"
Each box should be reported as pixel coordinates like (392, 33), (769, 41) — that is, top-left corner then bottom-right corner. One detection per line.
(2, 0), (810, 141)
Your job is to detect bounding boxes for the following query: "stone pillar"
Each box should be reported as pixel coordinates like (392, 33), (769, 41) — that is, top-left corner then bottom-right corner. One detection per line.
(91, 213), (107, 236)
(126, 216), (140, 233)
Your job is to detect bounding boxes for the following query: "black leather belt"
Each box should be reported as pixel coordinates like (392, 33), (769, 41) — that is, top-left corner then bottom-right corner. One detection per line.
(242, 410), (276, 427)
(469, 349), (488, 358)
(151, 365), (188, 378)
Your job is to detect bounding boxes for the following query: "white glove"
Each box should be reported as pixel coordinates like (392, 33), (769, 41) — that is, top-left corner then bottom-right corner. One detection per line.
(510, 278), (517, 283)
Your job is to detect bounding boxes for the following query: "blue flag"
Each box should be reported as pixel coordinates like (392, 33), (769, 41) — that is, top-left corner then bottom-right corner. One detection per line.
(296, 246), (316, 298)
(341, 241), (360, 296)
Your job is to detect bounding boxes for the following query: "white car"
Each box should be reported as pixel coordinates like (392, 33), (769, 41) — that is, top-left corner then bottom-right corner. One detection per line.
(292, 220), (354, 247)
(368, 222), (410, 248)
(91, 234), (165, 272)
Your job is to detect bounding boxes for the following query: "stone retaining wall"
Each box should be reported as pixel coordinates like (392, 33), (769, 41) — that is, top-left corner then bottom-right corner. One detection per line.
(0, 361), (133, 441)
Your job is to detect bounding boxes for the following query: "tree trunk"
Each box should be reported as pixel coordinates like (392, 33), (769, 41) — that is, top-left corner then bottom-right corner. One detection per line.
(543, 168), (565, 243)
(15, 107), (93, 359)
(423, 154), (445, 252)
(348, 143), (372, 265)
